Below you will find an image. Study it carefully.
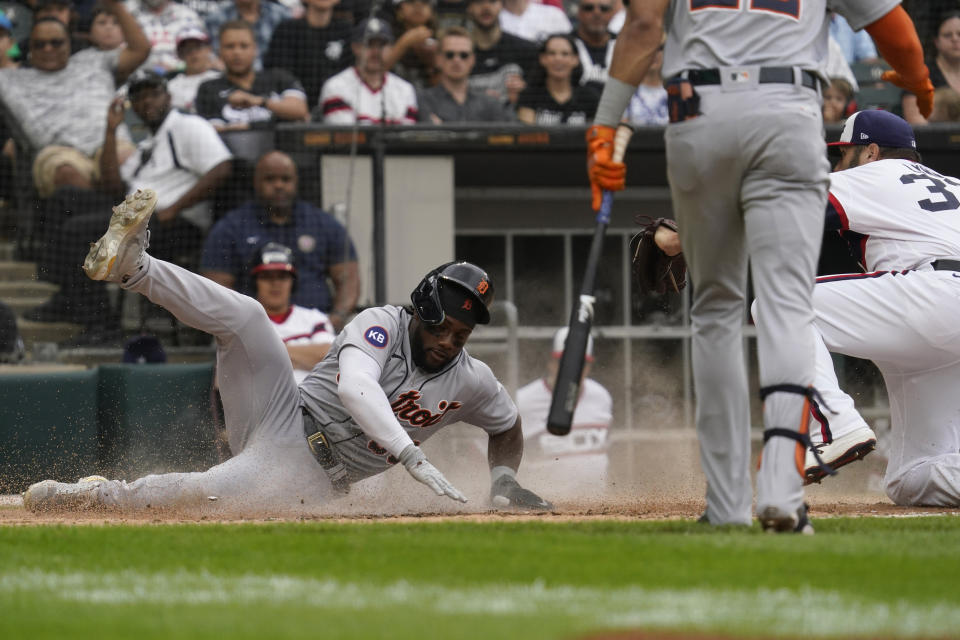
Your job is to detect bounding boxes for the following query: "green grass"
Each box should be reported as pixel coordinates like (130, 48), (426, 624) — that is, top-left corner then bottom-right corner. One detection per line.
(1, 517), (959, 639)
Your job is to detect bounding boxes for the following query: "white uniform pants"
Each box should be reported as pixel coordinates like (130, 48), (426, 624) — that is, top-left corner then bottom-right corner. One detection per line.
(666, 83), (829, 524)
(812, 270), (960, 506)
(96, 255), (336, 513)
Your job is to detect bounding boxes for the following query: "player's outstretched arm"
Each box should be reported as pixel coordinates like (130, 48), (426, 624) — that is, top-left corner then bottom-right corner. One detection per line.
(864, 6), (933, 119)
(487, 418), (553, 510)
(338, 346), (468, 503)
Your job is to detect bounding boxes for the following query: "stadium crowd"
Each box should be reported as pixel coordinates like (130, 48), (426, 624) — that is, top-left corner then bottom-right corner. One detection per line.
(0, 0), (954, 347)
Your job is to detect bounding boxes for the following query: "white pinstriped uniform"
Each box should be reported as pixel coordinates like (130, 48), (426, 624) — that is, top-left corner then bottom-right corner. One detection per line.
(809, 159), (960, 506)
(268, 305), (335, 384)
(516, 377), (612, 497)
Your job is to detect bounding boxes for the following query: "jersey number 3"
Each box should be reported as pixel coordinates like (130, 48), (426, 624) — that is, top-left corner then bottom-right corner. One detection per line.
(901, 171), (960, 212)
(690, 0), (800, 19)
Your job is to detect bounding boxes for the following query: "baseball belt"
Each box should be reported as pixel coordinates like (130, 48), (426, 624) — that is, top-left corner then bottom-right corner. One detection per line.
(932, 259), (960, 271)
(302, 408), (350, 494)
(673, 67), (820, 91)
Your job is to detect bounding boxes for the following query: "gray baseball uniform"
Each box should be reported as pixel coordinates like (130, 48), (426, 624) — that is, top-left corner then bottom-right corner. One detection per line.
(85, 259), (515, 513)
(299, 305), (518, 481)
(659, 0), (898, 525)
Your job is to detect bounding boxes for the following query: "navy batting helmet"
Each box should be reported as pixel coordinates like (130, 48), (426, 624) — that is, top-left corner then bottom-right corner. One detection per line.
(411, 261), (494, 326)
(249, 242), (297, 278)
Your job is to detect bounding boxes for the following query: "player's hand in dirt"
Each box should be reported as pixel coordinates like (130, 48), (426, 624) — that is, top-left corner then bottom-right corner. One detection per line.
(490, 474), (553, 511)
(398, 444), (468, 503)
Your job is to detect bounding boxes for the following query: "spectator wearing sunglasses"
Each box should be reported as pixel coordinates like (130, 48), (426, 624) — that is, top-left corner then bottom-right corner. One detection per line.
(417, 26), (509, 123)
(571, 0), (616, 98)
(0, 5), (150, 199)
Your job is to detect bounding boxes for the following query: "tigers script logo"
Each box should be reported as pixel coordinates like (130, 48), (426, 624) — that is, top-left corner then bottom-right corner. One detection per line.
(390, 390), (462, 427)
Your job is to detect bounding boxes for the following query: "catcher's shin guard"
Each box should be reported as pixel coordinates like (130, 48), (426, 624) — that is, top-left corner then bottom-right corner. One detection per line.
(757, 384), (837, 479)
(756, 385), (835, 533)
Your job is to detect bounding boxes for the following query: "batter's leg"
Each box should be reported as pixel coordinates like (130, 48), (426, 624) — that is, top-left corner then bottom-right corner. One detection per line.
(666, 109), (752, 526)
(23, 190), (322, 514)
(741, 90), (829, 531)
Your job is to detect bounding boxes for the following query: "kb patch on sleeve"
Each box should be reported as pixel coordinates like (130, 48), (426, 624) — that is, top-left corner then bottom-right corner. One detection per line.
(364, 326), (389, 348)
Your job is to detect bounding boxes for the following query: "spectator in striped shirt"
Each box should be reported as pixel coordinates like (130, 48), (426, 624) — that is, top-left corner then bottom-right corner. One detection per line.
(313, 17), (418, 125)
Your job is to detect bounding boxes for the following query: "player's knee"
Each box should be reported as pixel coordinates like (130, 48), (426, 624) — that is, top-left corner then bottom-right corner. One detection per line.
(885, 462), (960, 507)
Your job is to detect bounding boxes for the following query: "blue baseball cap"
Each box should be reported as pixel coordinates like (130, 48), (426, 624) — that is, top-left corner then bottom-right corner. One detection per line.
(828, 110), (916, 149)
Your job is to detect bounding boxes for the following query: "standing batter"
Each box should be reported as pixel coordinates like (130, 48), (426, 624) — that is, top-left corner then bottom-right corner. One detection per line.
(797, 110), (960, 506)
(24, 192), (551, 514)
(587, 0), (932, 530)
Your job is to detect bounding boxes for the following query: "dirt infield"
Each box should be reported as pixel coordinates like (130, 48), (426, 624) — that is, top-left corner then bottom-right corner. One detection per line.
(2, 491), (956, 526)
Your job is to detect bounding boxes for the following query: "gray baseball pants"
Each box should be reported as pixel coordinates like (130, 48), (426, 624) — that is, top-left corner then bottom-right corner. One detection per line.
(94, 254), (335, 513)
(665, 79), (830, 525)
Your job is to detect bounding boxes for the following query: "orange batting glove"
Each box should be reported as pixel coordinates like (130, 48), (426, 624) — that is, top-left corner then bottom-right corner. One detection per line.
(882, 71), (934, 119)
(586, 124), (626, 211)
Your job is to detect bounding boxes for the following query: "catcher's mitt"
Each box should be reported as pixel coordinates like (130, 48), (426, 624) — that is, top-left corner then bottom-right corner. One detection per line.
(630, 215), (688, 295)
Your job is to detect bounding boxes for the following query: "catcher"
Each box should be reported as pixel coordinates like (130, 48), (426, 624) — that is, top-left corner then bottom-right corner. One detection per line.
(630, 215), (687, 296)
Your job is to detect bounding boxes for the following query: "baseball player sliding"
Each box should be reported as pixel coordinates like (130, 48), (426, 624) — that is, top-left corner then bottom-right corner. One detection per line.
(657, 110), (960, 508)
(588, 0), (932, 532)
(24, 193), (551, 514)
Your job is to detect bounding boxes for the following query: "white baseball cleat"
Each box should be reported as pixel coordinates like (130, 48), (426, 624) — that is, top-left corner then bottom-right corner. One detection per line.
(22, 475), (109, 512)
(804, 425), (877, 485)
(83, 189), (158, 283)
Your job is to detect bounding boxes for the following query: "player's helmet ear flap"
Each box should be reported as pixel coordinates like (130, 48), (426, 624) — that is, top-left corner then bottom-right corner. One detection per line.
(410, 261), (495, 325)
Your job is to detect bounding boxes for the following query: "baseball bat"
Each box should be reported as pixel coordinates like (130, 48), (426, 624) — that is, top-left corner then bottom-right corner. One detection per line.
(547, 123), (633, 436)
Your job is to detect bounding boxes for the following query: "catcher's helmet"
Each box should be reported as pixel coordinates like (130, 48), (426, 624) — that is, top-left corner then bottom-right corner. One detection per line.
(411, 261), (494, 326)
(249, 242), (297, 278)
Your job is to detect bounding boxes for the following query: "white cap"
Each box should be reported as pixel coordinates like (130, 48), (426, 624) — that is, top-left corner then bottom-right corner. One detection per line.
(552, 328), (594, 362)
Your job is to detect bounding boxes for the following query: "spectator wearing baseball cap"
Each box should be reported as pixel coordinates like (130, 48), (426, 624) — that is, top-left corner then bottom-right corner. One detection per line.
(262, 0), (353, 110)
(166, 25), (221, 113)
(314, 17), (419, 124)
(828, 109), (920, 171)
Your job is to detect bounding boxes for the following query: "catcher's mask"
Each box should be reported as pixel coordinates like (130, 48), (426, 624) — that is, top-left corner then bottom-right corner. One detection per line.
(410, 261), (494, 327)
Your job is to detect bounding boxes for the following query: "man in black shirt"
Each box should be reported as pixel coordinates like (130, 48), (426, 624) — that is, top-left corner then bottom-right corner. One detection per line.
(570, 0), (615, 97)
(196, 19), (309, 131)
(465, 0), (536, 108)
(262, 0), (353, 110)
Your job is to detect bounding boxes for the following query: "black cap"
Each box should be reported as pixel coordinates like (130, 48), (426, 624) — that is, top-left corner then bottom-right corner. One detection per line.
(127, 68), (167, 97)
(352, 17), (394, 44)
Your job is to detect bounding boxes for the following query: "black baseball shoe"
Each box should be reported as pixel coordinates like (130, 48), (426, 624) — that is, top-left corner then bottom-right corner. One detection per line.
(758, 502), (814, 535)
